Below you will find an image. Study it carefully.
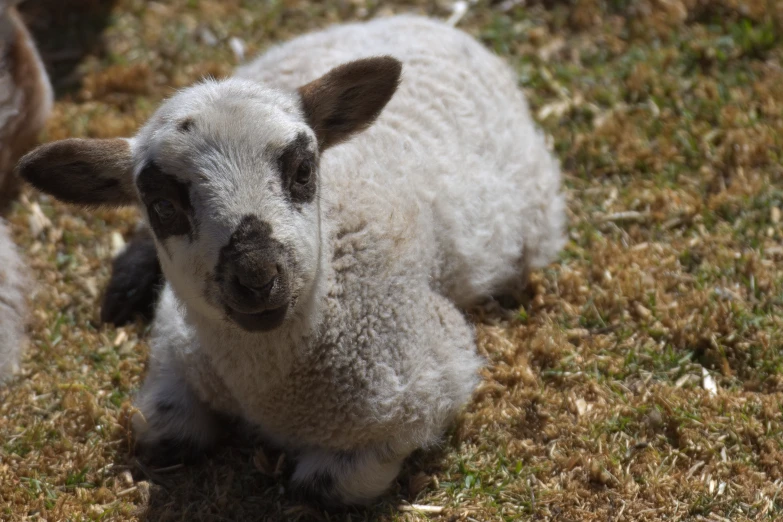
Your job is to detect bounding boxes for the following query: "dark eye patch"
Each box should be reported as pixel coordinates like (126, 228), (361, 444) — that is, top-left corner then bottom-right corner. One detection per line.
(278, 132), (317, 204)
(136, 162), (197, 242)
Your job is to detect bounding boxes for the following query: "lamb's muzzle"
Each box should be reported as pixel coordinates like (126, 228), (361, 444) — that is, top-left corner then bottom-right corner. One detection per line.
(214, 214), (291, 332)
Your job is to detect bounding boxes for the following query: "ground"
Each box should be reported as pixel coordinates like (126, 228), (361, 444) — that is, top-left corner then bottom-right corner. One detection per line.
(1, 0), (782, 520)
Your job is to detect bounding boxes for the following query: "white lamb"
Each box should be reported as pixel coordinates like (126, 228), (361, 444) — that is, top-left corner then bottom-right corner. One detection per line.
(0, 223), (29, 381)
(0, 0), (53, 382)
(18, 15), (565, 504)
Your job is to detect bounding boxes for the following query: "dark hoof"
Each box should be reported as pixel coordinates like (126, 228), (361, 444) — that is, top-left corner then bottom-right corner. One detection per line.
(493, 280), (535, 311)
(493, 293), (522, 310)
(292, 484), (350, 512)
(135, 436), (207, 468)
(101, 228), (164, 326)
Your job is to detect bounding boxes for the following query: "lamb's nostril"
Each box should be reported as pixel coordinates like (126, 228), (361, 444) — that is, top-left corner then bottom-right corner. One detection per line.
(233, 264), (278, 297)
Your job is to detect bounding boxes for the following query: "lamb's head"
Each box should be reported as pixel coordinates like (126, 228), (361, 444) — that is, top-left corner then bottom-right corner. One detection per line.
(17, 56), (402, 332)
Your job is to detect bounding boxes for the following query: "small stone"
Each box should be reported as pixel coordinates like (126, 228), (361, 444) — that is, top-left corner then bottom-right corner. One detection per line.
(83, 277), (99, 298)
(702, 367), (718, 396)
(119, 470), (134, 486)
(229, 37), (246, 62)
(110, 232), (126, 257)
(635, 302), (652, 319)
(199, 26), (218, 47)
(28, 202), (52, 237)
(646, 409), (664, 432)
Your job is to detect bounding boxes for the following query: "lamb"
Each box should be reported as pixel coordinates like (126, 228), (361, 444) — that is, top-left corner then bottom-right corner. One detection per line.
(0, 0), (52, 382)
(0, 223), (29, 382)
(18, 15), (565, 504)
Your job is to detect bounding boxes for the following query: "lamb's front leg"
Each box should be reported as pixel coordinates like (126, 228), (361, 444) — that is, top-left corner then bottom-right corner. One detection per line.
(132, 357), (219, 465)
(132, 286), (220, 465)
(101, 224), (163, 326)
(291, 446), (407, 506)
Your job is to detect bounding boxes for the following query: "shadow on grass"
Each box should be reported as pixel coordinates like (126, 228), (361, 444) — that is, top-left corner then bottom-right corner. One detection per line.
(129, 433), (452, 522)
(18, 0), (120, 97)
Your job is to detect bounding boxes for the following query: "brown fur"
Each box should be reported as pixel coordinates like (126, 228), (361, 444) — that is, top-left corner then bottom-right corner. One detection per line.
(16, 138), (136, 206)
(297, 56), (402, 151)
(0, 4), (52, 210)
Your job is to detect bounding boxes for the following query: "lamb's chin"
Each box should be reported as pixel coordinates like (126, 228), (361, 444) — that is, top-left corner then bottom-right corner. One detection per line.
(224, 304), (288, 332)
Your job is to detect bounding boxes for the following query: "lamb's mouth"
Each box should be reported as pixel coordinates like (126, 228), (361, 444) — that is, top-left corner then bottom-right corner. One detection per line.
(225, 304), (288, 332)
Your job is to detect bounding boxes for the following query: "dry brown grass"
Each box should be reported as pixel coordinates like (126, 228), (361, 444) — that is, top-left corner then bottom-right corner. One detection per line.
(1, 0), (782, 520)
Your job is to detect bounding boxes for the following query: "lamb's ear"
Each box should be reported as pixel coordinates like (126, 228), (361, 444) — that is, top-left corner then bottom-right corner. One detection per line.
(298, 56), (402, 151)
(16, 137), (136, 206)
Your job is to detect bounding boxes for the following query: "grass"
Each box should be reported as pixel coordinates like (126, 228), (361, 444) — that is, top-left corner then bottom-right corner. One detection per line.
(2, 0), (783, 520)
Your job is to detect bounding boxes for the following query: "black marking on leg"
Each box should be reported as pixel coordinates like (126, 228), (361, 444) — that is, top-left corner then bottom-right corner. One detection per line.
(293, 469), (341, 509)
(100, 228), (164, 326)
(310, 469), (336, 495)
(291, 450), (360, 509)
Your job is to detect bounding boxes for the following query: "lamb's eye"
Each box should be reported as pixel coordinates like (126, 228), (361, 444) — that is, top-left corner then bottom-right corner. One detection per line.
(294, 162), (312, 185)
(151, 199), (176, 221)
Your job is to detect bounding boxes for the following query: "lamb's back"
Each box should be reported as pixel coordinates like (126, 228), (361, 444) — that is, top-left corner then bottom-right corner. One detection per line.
(237, 15), (565, 305)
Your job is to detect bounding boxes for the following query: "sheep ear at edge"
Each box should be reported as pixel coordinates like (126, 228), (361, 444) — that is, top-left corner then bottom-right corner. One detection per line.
(297, 56), (402, 152)
(16, 137), (137, 207)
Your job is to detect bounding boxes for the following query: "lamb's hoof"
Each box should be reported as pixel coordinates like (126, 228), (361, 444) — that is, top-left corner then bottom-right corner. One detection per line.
(493, 293), (522, 310)
(135, 436), (206, 468)
(291, 472), (352, 511)
(290, 449), (401, 508)
(101, 230), (163, 326)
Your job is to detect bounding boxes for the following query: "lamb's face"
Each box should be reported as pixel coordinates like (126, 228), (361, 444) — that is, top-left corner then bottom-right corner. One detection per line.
(131, 81), (322, 331)
(17, 57), (401, 332)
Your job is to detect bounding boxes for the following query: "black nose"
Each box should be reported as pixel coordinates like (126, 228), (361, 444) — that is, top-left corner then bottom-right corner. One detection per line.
(215, 215), (291, 318)
(232, 262), (278, 299)
(220, 253), (287, 312)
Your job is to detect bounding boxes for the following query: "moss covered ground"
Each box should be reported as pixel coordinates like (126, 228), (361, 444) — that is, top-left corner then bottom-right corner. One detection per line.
(2, 1), (783, 520)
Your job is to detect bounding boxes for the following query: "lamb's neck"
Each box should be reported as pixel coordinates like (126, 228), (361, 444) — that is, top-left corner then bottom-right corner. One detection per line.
(185, 248), (332, 382)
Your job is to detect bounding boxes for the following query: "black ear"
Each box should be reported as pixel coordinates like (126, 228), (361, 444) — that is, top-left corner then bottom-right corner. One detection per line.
(297, 56), (402, 151)
(16, 138), (136, 206)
